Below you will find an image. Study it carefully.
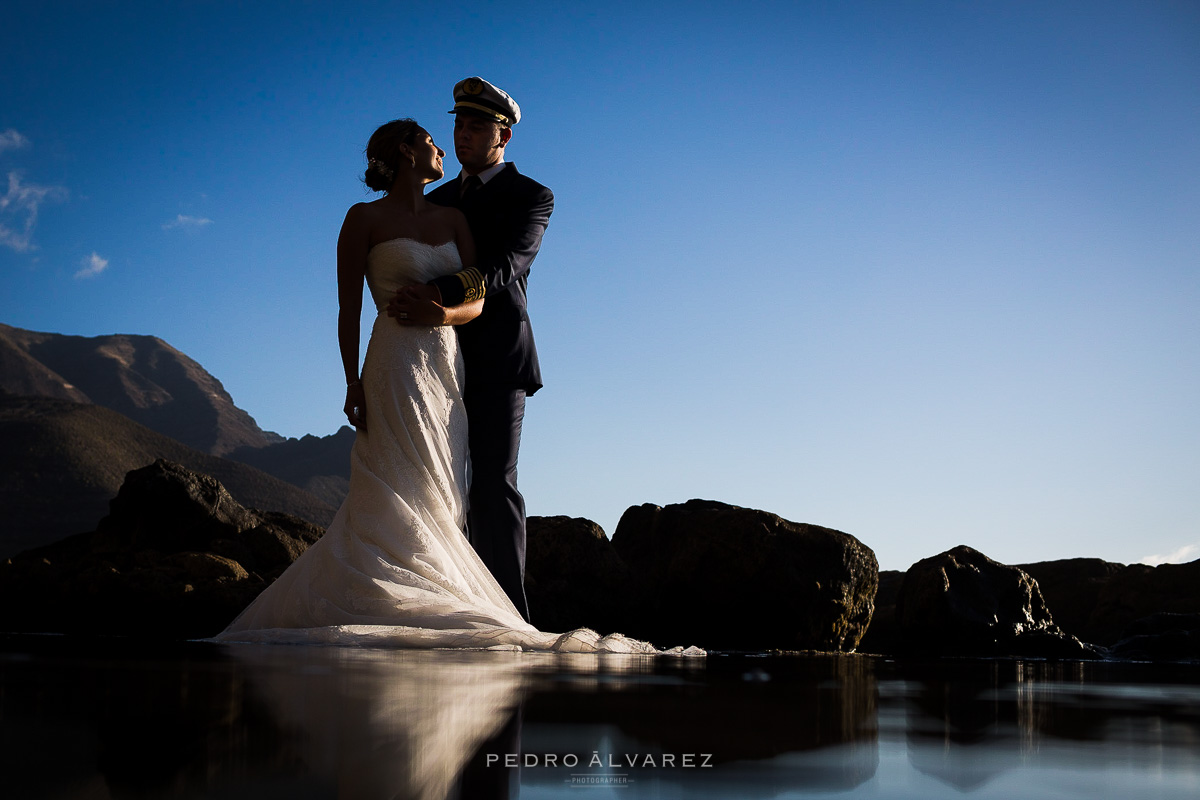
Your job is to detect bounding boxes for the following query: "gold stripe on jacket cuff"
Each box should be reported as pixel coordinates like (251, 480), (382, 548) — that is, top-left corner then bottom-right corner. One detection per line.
(457, 267), (486, 301)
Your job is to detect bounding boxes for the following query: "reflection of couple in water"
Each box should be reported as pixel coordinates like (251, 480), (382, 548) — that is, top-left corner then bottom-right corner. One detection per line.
(218, 77), (697, 656)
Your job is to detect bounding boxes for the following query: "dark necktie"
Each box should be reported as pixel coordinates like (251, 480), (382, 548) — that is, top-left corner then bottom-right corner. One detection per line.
(460, 175), (482, 199)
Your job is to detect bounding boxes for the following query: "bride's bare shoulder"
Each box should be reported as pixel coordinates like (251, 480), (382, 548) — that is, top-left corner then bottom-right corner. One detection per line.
(342, 199), (392, 234)
(346, 198), (390, 219)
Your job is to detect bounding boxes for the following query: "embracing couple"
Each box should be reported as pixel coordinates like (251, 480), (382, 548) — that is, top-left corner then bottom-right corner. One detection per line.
(218, 78), (679, 654)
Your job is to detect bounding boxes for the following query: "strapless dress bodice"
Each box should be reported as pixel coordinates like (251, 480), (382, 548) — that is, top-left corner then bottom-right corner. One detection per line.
(366, 239), (462, 312)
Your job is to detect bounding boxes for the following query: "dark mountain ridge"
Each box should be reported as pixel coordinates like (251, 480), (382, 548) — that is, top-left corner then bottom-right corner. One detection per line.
(228, 427), (355, 508)
(0, 395), (336, 558)
(0, 322), (282, 456)
(0, 323), (353, 509)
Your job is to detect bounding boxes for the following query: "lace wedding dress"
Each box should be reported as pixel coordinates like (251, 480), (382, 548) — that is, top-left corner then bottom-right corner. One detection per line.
(217, 239), (697, 655)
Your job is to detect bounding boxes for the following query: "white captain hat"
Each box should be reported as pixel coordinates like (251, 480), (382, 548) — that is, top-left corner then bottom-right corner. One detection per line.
(449, 77), (521, 126)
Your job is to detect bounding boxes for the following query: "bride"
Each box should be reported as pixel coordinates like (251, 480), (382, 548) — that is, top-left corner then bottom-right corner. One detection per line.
(217, 120), (689, 654)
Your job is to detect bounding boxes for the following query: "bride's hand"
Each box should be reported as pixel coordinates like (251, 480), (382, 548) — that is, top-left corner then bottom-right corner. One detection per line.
(388, 285), (446, 326)
(389, 296), (449, 326)
(398, 284), (441, 303)
(344, 381), (367, 429)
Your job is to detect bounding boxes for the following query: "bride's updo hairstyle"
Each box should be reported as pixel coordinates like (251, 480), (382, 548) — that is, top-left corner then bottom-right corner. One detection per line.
(363, 118), (421, 192)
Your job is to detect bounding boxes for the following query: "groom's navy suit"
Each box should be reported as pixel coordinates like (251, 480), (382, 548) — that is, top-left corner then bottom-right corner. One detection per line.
(427, 162), (553, 621)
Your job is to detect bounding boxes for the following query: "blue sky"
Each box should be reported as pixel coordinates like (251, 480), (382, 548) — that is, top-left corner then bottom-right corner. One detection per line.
(2, 1), (1197, 571)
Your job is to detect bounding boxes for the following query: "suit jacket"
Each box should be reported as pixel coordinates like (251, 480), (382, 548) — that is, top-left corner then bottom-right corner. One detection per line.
(427, 163), (553, 395)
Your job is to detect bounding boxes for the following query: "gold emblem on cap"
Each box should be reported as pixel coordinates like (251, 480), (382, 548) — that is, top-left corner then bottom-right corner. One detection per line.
(463, 78), (484, 96)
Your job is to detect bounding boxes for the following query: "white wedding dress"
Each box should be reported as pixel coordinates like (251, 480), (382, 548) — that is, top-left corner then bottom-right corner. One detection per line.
(217, 239), (696, 655)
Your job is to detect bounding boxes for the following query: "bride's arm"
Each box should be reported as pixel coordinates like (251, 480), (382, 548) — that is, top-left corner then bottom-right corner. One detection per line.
(336, 204), (369, 427)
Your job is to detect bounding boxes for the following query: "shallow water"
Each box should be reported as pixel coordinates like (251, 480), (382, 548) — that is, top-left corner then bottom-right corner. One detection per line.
(1, 635), (1197, 799)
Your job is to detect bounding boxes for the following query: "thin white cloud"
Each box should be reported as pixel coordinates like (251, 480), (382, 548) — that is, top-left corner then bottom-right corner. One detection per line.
(162, 214), (213, 231)
(1140, 543), (1199, 566)
(0, 129), (30, 154)
(74, 251), (109, 279)
(0, 171), (69, 253)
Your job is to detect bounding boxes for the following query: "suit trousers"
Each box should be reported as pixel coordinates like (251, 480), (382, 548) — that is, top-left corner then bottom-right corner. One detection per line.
(465, 386), (530, 621)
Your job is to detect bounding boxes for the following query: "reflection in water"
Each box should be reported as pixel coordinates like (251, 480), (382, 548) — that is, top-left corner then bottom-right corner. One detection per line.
(223, 647), (697, 799)
(225, 645), (531, 800)
(0, 637), (1197, 798)
(897, 659), (1200, 795)
(518, 653), (881, 798)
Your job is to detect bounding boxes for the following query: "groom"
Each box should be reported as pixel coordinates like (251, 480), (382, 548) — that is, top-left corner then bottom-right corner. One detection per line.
(392, 77), (553, 621)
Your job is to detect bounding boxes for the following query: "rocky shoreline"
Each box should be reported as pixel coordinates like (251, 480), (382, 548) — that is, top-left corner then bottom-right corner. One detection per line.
(1, 460), (1197, 661)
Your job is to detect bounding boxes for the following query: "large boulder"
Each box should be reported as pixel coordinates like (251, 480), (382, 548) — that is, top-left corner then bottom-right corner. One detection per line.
(0, 459), (322, 638)
(525, 515), (639, 635)
(610, 499), (878, 652)
(895, 546), (1097, 658)
(90, 458), (262, 554)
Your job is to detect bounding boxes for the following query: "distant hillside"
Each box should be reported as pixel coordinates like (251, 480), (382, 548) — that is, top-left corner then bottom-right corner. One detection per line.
(0, 322), (353, 503)
(0, 323), (282, 456)
(0, 395), (336, 558)
(229, 428), (355, 509)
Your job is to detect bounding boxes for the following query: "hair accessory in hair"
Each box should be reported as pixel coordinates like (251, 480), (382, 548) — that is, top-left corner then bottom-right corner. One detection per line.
(368, 157), (395, 181)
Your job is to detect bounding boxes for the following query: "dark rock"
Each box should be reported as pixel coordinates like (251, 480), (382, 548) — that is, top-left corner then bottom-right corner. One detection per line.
(1017, 558), (1125, 644)
(240, 512), (325, 579)
(1092, 560), (1200, 644)
(856, 569), (905, 654)
(160, 551), (250, 582)
(1118, 611), (1200, 639)
(525, 515), (638, 635)
(895, 545), (1098, 658)
(0, 459), (322, 638)
(1108, 612), (1200, 661)
(610, 499), (878, 652)
(1019, 557), (1200, 647)
(91, 459), (261, 554)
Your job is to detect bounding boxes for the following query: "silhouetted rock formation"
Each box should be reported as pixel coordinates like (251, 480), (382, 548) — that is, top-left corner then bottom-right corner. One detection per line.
(855, 569), (904, 655)
(0, 395), (336, 558)
(0, 460), (322, 638)
(864, 554), (1200, 661)
(894, 545), (1098, 658)
(0, 323), (281, 456)
(610, 499), (878, 652)
(1020, 557), (1200, 647)
(525, 515), (639, 635)
(1016, 558), (1125, 644)
(2, 472), (883, 652)
(1108, 612), (1200, 660)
